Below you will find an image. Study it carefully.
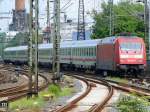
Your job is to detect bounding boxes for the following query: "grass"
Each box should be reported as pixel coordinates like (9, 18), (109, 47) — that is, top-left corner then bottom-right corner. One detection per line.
(59, 87), (74, 96)
(10, 92), (45, 111)
(106, 76), (129, 84)
(10, 84), (74, 111)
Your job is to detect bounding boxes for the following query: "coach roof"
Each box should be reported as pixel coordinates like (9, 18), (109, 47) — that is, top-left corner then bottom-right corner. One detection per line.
(4, 39), (102, 51)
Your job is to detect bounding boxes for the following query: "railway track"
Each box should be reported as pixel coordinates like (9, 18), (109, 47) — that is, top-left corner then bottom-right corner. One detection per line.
(0, 73), (5, 82)
(0, 64), (149, 111)
(55, 71), (150, 112)
(80, 73), (150, 96)
(0, 66), (49, 101)
(55, 74), (113, 112)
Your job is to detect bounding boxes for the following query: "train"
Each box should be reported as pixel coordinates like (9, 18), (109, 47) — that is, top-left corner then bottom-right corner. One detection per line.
(3, 36), (147, 77)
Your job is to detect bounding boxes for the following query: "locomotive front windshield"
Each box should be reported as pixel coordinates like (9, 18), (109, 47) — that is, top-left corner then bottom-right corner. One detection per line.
(120, 42), (142, 51)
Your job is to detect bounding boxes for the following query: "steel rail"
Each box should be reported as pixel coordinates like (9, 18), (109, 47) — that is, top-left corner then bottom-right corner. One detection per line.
(55, 74), (113, 112)
(0, 66), (49, 101)
(55, 74), (92, 112)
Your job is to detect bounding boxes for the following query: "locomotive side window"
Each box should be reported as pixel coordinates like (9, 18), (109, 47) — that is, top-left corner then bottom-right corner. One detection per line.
(120, 42), (142, 50)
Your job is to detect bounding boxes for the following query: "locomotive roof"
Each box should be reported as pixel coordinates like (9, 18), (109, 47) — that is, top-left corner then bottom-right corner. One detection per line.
(101, 36), (140, 44)
(4, 39), (102, 51)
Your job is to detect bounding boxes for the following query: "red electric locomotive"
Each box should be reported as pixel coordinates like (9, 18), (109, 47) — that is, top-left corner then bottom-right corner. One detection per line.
(97, 36), (146, 76)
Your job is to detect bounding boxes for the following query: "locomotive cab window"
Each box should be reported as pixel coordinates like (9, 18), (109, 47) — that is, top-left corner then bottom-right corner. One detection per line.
(120, 42), (142, 51)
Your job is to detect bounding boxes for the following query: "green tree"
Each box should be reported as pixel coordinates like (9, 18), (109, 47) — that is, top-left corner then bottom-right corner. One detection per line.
(6, 32), (29, 47)
(92, 0), (144, 39)
(6, 32), (43, 47)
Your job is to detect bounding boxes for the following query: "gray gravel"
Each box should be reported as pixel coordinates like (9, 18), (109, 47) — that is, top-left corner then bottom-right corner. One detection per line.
(41, 79), (82, 112)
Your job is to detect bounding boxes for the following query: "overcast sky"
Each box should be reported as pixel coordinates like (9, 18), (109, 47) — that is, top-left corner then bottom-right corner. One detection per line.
(0, 0), (120, 31)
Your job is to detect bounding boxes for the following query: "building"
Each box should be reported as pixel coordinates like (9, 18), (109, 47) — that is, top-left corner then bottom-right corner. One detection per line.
(9, 0), (28, 32)
(44, 20), (93, 43)
(72, 30), (92, 41)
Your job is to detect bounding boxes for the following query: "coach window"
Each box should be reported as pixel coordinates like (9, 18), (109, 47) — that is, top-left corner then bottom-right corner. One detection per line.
(65, 48), (67, 56)
(49, 49), (51, 56)
(93, 47), (95, 56)
(69, 48), (71, 56)
(82, 48), (84, 56)
(66, 48), (67, 56)
(91, 48), (93, 56)
(67, 48), (69, 56)
(83, 48), (85, 56)
(63, 49), (64, 55)
(94, 47), (96, 56)
(66, 48), (67, 55)
(25, 50), (27, 57)
(81, 48), (83, 56)
(75, 48), (76, 56)
(89, 48), (91, 56)
(63, 49), (65, 55)
(62, 49), (64, 55)
(76, 48), (77, 56)
(60, 49), (61, 55)
(79, 48), (81, 56)
(86, 48), (87, 56)
(86, 48), (88, 56)
(83, 48), (84, 56)
(68, 48), (69, 55)
(88, 48), (89, 56)
(80, 48), (82, 56)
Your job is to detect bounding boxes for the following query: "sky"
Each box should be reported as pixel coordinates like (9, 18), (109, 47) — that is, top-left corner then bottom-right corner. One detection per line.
(0, 0), (120, 31)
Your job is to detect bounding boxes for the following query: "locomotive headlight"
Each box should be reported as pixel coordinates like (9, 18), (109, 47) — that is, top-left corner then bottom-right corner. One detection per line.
(137, 59), (143, 63)
(120, 59), (126, 63)
(120, 55), (128, 58)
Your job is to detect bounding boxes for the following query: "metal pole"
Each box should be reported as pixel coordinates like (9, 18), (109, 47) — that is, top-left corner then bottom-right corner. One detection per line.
(1, 37), (4, 61)
(109, 0), (113, 36)
(148, 0), (150, 56)
(34, 0), (39, 95)
(77, 0), (85, 40)
(52, 0), (60, 83)
(144, 0), (148, 45)
(47, 0), (50, 26)
(28, 0), (33, 97)
(47, 0), (51, 43)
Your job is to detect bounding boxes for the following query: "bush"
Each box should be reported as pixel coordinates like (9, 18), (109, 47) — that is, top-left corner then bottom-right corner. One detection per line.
(48, 84), (61, 96)
(116, 94), (150, 112)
